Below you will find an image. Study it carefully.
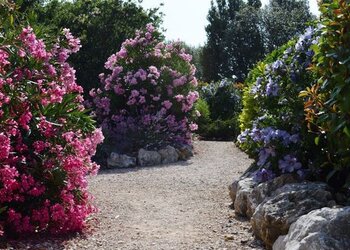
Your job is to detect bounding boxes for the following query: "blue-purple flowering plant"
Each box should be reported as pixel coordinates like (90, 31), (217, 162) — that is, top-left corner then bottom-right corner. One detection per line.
(238, 26), (320, 183)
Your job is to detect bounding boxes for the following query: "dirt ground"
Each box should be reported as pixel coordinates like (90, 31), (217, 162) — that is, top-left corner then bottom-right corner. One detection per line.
(3, 141), (264, 250)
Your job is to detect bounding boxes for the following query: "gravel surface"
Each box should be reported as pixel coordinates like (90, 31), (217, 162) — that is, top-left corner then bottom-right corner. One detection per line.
(2, 141), (264, 250)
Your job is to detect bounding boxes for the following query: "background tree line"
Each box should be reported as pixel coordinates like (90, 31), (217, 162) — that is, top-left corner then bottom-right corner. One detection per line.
(16, 0), (313, 89)
(200, 0), (315, 82)
(15, 0), (162, 93)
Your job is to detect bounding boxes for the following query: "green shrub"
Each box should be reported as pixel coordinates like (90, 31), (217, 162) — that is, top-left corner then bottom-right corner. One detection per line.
(204, 118), (240, 140)
(302, 0), (350, 189)
(237, 26), (319, 182)
(197, 79), (242, 140)
(194, 98), (211, 136)
(201, 79), (242, 120)
(239, 43), (291, 132)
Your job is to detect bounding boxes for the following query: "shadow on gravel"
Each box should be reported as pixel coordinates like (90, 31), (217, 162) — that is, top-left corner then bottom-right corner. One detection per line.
(0, 220), (100, 250)
(0, 234), (73, 250)
(97, 160), (193, 175)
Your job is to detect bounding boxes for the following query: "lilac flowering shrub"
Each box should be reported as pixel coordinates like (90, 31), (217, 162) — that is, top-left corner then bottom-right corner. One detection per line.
(238, 27), (320, 183)
(89, 24), (198, 153)
(0, 6), (103, 237)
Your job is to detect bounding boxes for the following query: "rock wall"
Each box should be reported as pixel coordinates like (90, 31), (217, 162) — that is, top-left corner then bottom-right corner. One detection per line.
(229, 174), (349, 250)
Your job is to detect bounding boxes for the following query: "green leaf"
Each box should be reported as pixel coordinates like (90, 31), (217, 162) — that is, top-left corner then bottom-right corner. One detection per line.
(0, 206), (7, 214)
(326, 169), (338, 183)
(339, 56), (350, 65)
(314, 136), (320, 145)
(9, 14), (14, 26)
(332, 120), (346, 134)
(343, 126), (350, 138)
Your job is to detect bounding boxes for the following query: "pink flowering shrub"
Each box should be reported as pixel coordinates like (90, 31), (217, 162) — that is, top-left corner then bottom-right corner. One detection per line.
(89, 24), (198, 152)
(0, 21), (103, 236)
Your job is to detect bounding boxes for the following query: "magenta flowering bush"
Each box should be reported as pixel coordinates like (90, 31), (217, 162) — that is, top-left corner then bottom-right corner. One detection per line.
(89, 24), (199, 152)
(0, 21), (103, 236)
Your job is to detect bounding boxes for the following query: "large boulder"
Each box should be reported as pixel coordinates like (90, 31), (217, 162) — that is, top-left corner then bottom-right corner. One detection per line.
(229, 174), (298, 218)
(251, 182), (335, 249)
(138, 149), (162, 167)
(229, 177), (256, 216)
(158, 146), (179, 164)
(107, 152), (137, 168)
(273, 207), (350, 250)
(246, 174), (298, 218)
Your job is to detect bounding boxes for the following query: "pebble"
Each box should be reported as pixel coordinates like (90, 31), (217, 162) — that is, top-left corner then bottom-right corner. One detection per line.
(224, 235), (235, 241)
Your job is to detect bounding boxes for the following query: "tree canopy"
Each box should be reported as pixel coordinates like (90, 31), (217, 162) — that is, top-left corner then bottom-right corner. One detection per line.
(201, 0), (315, 82)
(35, 0), (162, 92)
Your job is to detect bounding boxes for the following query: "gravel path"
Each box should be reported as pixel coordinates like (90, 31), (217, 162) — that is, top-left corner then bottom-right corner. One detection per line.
(3, 141), (264, 250)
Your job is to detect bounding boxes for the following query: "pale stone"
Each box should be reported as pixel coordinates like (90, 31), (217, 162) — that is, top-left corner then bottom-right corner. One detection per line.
(273, 207), (350, 250)
(138, 148), (162, 167)
(158, 146), (179, 164)
(107, 152), (136, 168)
(251, 182), (334, 249)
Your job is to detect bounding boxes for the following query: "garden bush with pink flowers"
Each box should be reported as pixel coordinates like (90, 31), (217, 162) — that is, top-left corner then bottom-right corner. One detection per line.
(89, 24), (199, 154)
(0, 5), (103, 237)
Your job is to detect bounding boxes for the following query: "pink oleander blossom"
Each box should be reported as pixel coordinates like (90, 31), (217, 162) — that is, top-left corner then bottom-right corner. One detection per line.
(90, 23), (198, 152)
(162, 100), (173, 110)
(189, 122), (198, 131)
(0, 133), (10, 160)
(0, 25), (103, 237)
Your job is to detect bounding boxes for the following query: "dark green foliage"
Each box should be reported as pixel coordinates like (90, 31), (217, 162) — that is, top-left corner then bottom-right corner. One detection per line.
(201, 0), (264, 82)
(194, 98), (211, 136)
(201, 79), (242, 120)
(204, 117), (240, 140)
(17, 0), (42, 11)
(201, 0), (314, 83)
(201, 0), (246, 82)
(35, 0), (162, 93)
(262, 0), (315, 52)
(302, 0), (350, 190)
(223, 3), (264, 81)
(196, 79), (242, 140)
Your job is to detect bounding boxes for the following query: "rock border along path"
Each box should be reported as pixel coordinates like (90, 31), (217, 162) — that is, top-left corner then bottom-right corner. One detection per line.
(3, 141), (264, 250)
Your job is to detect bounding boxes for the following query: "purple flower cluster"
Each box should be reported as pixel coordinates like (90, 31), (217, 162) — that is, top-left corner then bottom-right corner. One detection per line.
(239, 125), (301, 169)
(238, 124), (302, 181)
(265, 78), (279, 96)
(271, 60), (284, 72)
(239, 126), (299, 145)
(257, 147), (276, 167)
(278, 155), (302, 173)
(253, 168), (276, 183)
(249, 26), (319, 99)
